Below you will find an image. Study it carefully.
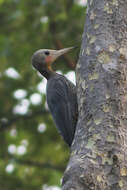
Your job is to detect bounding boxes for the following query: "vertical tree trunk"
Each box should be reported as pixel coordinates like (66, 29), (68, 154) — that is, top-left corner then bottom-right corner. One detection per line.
(62, 0), (127, 189)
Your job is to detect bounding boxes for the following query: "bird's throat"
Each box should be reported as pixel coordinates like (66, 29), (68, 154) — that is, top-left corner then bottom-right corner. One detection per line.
(39, 67), (54, 80)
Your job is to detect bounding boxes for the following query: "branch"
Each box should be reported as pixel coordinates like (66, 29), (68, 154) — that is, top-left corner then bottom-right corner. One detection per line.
(0, 109), (49, 132)
(65, 0), (74, 12)
(49, 21), (76, 70)
(15, 158), (65, 172)
(1, 153), (65, 172)
(54, 37), (76, 70)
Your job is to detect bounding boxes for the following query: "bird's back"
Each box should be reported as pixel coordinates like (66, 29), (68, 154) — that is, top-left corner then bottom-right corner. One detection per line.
(46, 73), (78, 146)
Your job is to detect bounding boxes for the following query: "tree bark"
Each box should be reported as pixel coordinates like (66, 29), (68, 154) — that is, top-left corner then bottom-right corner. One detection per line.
(62, 0), (127, 189)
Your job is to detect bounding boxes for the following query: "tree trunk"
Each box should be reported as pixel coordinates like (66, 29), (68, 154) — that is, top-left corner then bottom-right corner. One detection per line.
(62, 0), (127, 189)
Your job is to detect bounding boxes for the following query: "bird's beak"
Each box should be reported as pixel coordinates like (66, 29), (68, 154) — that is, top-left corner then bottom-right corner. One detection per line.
(51, 46), (76, 62)
(56, 46), (76, 56)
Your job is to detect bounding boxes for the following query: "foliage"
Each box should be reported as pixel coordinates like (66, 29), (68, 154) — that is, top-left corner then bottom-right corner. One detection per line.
(0, 0), (85, 189)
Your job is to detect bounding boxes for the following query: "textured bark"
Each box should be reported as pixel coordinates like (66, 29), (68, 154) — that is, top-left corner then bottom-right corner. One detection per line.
(62, 0), (127, 189)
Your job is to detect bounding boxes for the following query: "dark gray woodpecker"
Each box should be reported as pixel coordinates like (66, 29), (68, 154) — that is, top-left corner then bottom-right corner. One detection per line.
(31, 47), (78, 147)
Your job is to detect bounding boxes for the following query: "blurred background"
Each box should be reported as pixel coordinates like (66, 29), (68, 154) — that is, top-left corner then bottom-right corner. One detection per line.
(0, 0), (86, 189)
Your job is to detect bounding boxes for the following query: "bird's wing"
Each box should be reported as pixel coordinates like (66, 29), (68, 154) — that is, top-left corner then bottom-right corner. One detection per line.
(47, 79), (77, 146)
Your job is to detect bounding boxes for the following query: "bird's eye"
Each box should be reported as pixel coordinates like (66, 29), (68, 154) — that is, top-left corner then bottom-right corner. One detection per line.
(44, 51), (50, 56)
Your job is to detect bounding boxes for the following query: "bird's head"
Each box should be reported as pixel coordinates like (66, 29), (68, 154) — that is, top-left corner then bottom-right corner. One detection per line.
(31, 47), (75, 72)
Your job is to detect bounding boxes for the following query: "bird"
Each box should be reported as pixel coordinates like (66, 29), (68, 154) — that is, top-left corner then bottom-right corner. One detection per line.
(31, 47), (78, 147)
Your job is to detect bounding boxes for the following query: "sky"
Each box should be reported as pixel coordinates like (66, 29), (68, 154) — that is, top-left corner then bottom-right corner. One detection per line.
(76, 0), (87, 6)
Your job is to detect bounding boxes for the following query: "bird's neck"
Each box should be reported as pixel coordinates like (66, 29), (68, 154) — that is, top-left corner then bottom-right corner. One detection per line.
(39, 68), (55, 80)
